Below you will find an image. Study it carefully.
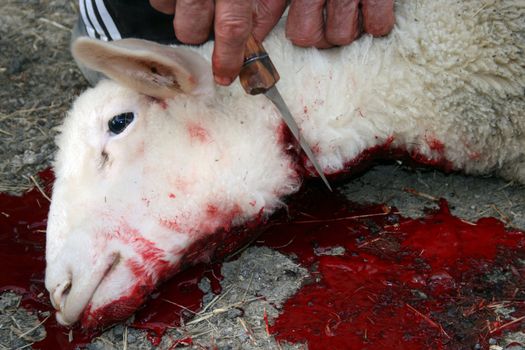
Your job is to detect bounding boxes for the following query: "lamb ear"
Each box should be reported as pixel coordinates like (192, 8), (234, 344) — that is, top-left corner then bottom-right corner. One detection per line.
(72, 37), (213, 98)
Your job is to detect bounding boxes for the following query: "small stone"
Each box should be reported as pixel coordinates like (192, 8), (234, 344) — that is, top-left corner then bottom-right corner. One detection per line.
(39, 311), (51, 318)
(489, 338), (498, 345)
(411, 289), (428, 300)
(112, 324), (124, 337)
(226, 308), (243, 319)
(0, 292), (21, 311)
(86, 341), (105, 350)
(314, 246), (346, 256)
(283, 269), (298, 278)
(199, 277), (211, 294)
(7, 57), (27, 75)
(22, 150), (37, 165)
(126, 333), (137, 343)
(202, 292), (214, 305)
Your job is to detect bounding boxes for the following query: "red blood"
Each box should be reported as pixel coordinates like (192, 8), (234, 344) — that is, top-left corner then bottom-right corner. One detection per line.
(0, 170), (92, 349)
(259, 187), (525, 350)
(169, 336), (193, 348)
(285, 123), (453, 180)
(126, 265), (208, 343)
(159, 218), (181, 231)
(200, 203), (243, 234)
(2, 171), (525, 349)
(426, 135), (446, 153)
(147, 97), (168, 110)
(206, 204), (218, 215)
(0, 171), (229, 348)
(187, 123), (210, 143)
(0, 172), (49, 295)
(80, 222), (175, 328)
(327, 136), (395, 176)
(302, 137), (455, 178)
(204, 264), (223, 295)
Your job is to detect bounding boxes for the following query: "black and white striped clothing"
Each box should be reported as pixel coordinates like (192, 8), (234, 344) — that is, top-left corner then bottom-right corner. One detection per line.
(78, 0), (184, 44)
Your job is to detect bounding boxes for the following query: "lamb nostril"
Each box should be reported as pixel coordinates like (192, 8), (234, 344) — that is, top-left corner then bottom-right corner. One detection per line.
(109, 253), (121, 273)
(51, 280), (72, 312)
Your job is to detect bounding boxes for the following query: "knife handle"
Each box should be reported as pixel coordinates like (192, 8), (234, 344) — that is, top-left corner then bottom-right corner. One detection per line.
(239, 34), (280, 95)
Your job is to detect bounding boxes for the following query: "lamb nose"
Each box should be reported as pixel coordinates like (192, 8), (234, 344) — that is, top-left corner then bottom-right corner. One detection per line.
(51, 279), (72, 312)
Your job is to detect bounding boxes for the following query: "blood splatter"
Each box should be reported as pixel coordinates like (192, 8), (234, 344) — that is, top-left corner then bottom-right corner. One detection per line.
(1, 171), (524, 349)
(260, 187), (525, 350)
(0, 170), (223, 349)
(302, 137), (454, 179)
(187, 123), (210, 143)
(425, 134), (446, 153)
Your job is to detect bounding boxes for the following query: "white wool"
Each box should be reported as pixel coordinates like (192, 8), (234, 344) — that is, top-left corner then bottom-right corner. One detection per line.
(46, 0), (525, 325)
(175, 0), (524, 179)
(251, 0), (525, 179)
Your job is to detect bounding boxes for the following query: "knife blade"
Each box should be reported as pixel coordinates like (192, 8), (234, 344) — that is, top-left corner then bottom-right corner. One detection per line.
(239, 34), (332, 191)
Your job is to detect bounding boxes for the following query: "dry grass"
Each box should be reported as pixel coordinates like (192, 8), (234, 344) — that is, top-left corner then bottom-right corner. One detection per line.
(0, 293), (47, 349)
(0, 0), (87, 196)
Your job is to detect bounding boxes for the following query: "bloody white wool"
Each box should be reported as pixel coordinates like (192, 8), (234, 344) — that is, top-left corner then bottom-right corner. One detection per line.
(45, 0), (525, 327)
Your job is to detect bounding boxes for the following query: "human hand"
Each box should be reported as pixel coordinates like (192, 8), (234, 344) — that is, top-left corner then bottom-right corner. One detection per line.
(149, 0), (395, 85)
(286, 0), (395, 48)
(149, 0), (286, 86)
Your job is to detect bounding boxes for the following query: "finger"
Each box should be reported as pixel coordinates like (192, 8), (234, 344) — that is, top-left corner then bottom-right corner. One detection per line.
(174, 0), (214, 44)
(252, 0), (287, 42)
(325, 0), (360, 46)
(212, 0), (253, 85)
(149, 0), (175, 14)
(361, 0), (395, 37)
(286, 0), (332, 49)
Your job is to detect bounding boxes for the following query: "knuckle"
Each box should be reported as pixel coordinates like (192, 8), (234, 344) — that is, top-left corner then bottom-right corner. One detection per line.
(254, 0), (271, 17)
(179, 0), (212, 12)
(215, 19), (251, 43)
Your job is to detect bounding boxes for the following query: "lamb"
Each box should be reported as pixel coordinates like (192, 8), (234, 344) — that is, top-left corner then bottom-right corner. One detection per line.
(45, 0), (525, 328)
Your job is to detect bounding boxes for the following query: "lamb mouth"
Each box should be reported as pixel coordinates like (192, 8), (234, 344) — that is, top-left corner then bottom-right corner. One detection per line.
(55, 253), (121, 326)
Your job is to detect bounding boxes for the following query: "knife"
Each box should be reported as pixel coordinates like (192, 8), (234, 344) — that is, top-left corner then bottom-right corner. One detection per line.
(239, 34), (332, 191)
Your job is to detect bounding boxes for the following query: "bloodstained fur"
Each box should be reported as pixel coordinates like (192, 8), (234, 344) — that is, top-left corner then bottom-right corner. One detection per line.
(1, 157), (524, 348)
(186, 122), (211, 144)
(301, 136), (454, 178)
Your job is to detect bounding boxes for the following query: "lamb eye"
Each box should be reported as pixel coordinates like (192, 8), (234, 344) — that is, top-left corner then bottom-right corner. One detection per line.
(108, 112), (134, 135)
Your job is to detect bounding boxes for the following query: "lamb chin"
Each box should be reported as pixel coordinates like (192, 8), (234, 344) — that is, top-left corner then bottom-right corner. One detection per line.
(80, 283), (154, 328)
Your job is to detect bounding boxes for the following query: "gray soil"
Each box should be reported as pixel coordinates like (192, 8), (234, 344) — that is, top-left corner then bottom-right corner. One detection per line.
(1, 1), (524, 349)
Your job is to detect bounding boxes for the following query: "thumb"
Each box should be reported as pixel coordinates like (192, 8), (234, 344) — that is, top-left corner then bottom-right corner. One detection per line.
(212, 0), (253, 85)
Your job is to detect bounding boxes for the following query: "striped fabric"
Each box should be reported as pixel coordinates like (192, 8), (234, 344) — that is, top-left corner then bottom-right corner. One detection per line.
(77, 0), (180, 43)
(77, 0), (214, 44)
(79, 0), (121, 41)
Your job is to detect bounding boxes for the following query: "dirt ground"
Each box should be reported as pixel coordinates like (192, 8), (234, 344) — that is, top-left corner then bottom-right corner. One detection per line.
(1, 1), (524, 349)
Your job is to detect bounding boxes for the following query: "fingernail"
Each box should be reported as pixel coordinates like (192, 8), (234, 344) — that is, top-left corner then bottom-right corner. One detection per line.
(214, 75), (233, 86)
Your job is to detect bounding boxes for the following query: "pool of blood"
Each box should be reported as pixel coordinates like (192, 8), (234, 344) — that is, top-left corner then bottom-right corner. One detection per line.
(262, 185), (525, 350)
(1, 172), (524, 349)
(0, 171), (225, 349)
